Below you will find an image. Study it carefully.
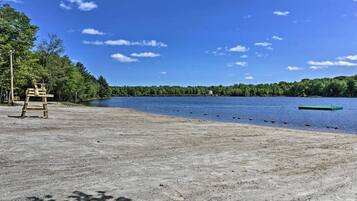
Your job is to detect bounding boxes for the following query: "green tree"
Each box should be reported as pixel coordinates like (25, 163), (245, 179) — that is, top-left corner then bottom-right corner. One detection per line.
(0, 4), (38, 102)
(346, 79), (356, 97)
(97, 75), (111, 98)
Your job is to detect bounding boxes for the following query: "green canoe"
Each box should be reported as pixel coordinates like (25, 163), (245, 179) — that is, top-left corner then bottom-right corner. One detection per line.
(298, 105), (343, 111)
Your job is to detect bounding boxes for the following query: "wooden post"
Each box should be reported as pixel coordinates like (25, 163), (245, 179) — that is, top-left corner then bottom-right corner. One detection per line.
(9, 50), (14, 106)
(75, 91), (78, 103)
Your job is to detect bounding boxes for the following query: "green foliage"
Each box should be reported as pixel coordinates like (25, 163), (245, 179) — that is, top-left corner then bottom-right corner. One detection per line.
(111, 75), (357, 97)
(97, 75), (111, 98)
(0, 4), (38, 101)
(0, 4), (38, 56)
(0, 5), (110, 103)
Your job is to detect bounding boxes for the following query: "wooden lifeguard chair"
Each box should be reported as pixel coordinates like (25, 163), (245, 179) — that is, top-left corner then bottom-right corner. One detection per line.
(21, 83), (54, 119)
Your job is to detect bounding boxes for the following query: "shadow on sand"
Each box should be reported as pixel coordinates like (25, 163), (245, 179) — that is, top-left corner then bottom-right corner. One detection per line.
(8, 115), (43, 119)
(27, 191), (132, 201)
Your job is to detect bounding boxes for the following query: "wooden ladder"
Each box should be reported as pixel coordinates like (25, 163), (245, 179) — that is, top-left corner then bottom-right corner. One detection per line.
(21, 83), (54, 119)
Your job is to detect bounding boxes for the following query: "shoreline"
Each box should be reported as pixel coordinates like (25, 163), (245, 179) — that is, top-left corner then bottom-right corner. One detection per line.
(1, 103), (357, 200)
(86, 101), (356, 135)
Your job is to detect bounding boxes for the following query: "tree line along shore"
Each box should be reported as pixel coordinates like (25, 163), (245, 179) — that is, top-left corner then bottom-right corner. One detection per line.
(111, 75), (357, 97)
(1, 4), (357, 104)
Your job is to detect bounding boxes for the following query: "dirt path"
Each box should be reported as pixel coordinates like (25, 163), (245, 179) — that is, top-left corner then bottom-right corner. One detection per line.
(1, 104), (357, 201)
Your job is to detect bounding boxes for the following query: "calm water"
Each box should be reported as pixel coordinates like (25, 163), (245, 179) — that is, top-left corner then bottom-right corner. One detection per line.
(88, 97), (357, 134)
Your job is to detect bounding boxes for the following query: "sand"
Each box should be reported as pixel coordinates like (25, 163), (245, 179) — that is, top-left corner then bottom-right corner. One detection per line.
(1, 103), (357, 201)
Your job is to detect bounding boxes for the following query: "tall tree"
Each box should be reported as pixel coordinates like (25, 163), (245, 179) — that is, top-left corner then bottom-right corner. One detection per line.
(97, 75), (111, 98)
(0, 4), (38, 102)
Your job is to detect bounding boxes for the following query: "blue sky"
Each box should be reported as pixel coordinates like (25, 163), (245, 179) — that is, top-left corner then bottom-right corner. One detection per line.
(4, 0), (357, 86)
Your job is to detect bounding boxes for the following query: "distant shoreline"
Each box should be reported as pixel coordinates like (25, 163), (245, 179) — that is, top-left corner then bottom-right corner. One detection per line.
(105, 95), (357, 98)
(85, 97), (356, 135)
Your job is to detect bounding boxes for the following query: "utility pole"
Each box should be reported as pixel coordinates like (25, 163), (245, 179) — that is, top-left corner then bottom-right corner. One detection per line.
(9, 50), (14, 106)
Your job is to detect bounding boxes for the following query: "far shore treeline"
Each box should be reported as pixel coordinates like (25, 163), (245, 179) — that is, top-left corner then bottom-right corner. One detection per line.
(111, 75), (357, 97)
(1, 5), (357, 104)
(0, 4), (111, 103)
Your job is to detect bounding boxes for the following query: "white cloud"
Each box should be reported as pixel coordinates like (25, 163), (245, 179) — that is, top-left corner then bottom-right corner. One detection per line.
(337, 55), (357, 61)
(82, 28), (105, 35)
(272, 35), (283, 41)
(138, 40), (168, 47)
(2, 0), (23, 3)
(273, 11), (290, 16)
(241, 55), (248, 59)
(77, 1), (97, 11)
(83, 40), (104, 45)
(304, 56), (357, 70)
(105, 39), (131, 46)
(245, 76), (254, 80)
(60, 1), (72, 10)
(160, 71), (167, 75)
(287, 66), (303, 71)
(107, 40), (167, 47)
(111, 53), (138, 63)
(62, 0), (98, 11)
(229, 45), (249, 53)
(206, 47), (228, 56)
(309, 66), (328, 70)
(307, 60), (357, 66)
(254, 42), (272, 47)
(130, 52), (160, 58)
(235, 61), (248, 67)
(82, 39), (167, 47)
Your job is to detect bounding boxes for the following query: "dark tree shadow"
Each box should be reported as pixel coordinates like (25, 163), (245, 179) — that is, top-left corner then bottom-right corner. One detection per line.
(27, 191), (132, 201)
(8, 115), (42, 119)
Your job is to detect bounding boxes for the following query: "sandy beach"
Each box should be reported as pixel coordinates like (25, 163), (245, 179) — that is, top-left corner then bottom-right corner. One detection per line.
(1, 103), (357, 201)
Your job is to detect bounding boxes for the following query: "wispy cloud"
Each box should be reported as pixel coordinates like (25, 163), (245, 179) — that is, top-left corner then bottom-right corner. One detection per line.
(235, 61), (248, 67)
(245, 76), (254, 80)
(60, 1), (72, 10)
(138, 40), (168, 47)
(105, 40), (130, 46)
(307, 60), (357, 67)
(273, 11), (290, 16)
(83, 40), (104, 45)
(229, 45), (249, 53)
(83, 39), (168, 47)
(241, 55), (248, 59)
(206, 47), (229, 56)
(255, 42), (273, 51)
(60, 0), (98, 11)
(160, 71), (167, 75)
(289, 54), (357, 70)
(255, 52), (264, 57)
(254, 42), (272, 47)
(130, 52), (160, 58)
(67, 29), (77, 33)
(272, 35), (283, 41)
(309, 66), (328, 70)
(111, 53), (138, 63)
(1, 0), (23, 3)
(287, 66), (304, 71)
(82, 28), (105, 35)
(337, 55), (357, 61)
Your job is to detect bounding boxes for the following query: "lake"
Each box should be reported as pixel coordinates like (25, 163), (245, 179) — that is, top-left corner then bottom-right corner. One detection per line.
(87, 97), (357, 134)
